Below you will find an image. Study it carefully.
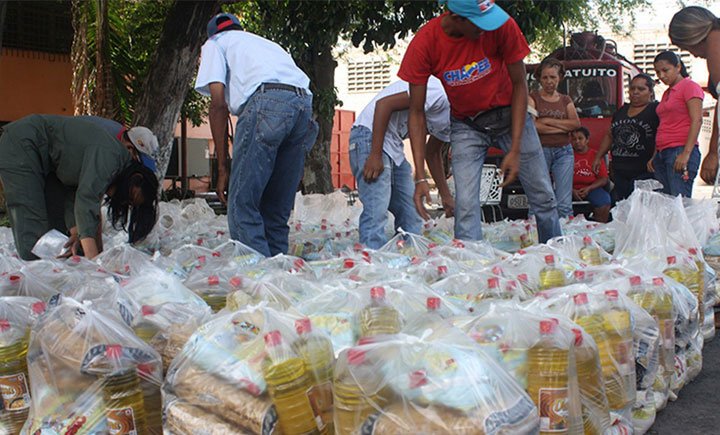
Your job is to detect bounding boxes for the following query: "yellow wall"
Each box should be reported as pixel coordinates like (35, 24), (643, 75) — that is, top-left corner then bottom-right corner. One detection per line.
(0, 48), (73, 121)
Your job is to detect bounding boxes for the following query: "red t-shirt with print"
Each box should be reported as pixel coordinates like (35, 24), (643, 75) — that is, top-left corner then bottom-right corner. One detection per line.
(655, 77), (704, 151)
(573, 148), (608, 190)
(398, 13), (530, 119)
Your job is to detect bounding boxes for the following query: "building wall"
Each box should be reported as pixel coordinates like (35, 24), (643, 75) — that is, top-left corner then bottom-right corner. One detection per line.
(0, 48), (73, 122)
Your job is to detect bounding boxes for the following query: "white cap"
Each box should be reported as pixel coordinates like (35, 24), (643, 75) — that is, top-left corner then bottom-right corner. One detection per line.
(127, 126), (159, 157)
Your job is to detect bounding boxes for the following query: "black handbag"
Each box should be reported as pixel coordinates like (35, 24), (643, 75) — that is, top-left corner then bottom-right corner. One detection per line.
(462, 105), (512, 137)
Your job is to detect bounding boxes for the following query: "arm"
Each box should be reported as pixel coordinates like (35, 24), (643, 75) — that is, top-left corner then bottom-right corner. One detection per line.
(672, 97), (703, 173)
(408, 83), (431, 220)
(529, 95), (564, 134)
(502, 61), (528, 187)
(593, 129), (614, 173)
(425, 135), (454, 217)
(363, 92), (410, 182)
(578, 176), (609, 198)
(543, 100), (582, 131)
(208, 82), (230, 204)
(700, 100), (719, 184)
(80, 238), (99, 259)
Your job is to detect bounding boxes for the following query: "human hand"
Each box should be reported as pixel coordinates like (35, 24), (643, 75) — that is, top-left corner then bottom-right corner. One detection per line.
(362, 153), (384, 183)
(591, 159), (601, 174)
(700, 154), (718, 184)
(647, 158), (655, 173)
(572, 189), (583, 201)
(57, 233), (80, 259)
(499, 151), (520, 187)
(413, 180), (432, 220)
(673, 151), (691, 174)
(578, 187), (590, 199)
(441, 194), (455, 218)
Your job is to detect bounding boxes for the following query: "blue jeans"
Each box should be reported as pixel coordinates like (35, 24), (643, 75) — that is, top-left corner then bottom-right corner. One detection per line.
(652, 146), (700, 197)
(540, 145), (574, 218)
(450, 114), (561, 243)
(228, 86), (318, 257)
(348, 126), (421, 249)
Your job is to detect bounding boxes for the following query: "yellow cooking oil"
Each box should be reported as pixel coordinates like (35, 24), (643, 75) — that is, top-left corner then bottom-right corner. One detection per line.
(579, 237), (602, 266)
(102, 367), (147, 435)
(294, 318), (334, 434)
(539, 255), (565, 290)
(333, 348), (386, 434)
(0, 340), (31, 435)
(359, 287), (400, 338)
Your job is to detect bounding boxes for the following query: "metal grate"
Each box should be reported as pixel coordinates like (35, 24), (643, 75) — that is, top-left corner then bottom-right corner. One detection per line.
(2, 1), (72, 54)
(633, 43), (693, 80)
(347, 60), (391, 93)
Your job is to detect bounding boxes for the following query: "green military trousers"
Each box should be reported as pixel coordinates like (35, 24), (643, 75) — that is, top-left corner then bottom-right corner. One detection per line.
(0, 125), (70, 260)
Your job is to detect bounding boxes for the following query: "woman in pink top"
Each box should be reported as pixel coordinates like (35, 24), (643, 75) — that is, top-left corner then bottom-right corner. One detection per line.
(649, 51), (704, 197)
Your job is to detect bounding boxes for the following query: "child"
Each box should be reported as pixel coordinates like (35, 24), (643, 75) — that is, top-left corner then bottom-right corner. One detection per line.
(571, 127), (611, 222)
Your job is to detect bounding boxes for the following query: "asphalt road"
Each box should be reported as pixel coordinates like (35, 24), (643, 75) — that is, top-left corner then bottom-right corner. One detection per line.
(648, 331), (720, 434)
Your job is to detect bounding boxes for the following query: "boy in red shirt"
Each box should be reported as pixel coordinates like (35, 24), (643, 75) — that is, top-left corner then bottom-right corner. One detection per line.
(398, 0), (561, 243)
(572, 127), (611, 222)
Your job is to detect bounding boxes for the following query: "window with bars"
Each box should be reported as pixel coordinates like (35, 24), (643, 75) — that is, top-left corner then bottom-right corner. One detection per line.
(347, 60), (391, 93)
(633, 43), (693, 80)
(2, 1), (72, 54)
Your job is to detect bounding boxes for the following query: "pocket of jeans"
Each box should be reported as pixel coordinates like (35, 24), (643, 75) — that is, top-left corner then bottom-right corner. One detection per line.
(256, 110), (291, 148)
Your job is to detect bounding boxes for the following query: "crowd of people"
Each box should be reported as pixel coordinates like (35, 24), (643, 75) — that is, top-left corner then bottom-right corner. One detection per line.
(0, 1), (718, 261)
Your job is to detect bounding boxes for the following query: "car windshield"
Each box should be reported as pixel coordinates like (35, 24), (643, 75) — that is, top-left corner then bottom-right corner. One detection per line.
(527, 65), (619, 118)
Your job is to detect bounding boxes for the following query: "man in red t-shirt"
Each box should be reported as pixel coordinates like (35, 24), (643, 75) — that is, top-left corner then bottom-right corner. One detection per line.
(572, 127), (611, 222)
(398, 0), (561, 243)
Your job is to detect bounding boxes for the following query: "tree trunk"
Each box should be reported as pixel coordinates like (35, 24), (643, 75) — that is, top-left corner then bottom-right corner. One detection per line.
(94, 0), (114, 118)
(132, 0), (220, 179)
(70, 0), (92, 115)
(301, 42), (336, 194)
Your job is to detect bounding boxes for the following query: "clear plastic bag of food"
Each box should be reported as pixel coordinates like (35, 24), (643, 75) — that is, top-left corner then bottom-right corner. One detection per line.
(95, 244), (159, 277)
(25, 298), (164, 434)
(30, 229), (69, 259)
(547, 235), (611, 267)
(163, 305), (334, 434)
(333, 330), (539, 434)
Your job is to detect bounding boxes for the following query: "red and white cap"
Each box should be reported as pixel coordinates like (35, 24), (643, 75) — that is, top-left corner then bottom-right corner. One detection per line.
(127, 126), (159, 158)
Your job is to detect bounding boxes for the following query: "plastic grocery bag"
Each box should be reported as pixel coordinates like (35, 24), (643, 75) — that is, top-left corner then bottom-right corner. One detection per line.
(24, 298), (164, 435)
(31, 229), (69, 259)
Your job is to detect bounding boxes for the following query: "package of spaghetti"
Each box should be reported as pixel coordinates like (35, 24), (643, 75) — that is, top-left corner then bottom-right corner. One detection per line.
(450, 300), (601, 434)
(163, 305), (335, 434)
(336, 330), (539, 434)
(24, 298), (164, 435)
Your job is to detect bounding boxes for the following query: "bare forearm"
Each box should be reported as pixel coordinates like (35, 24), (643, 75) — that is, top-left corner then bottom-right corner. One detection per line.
(509, 86), (527, 154)
(80, 237), (99, 259)
(587, 177), (608, 191)
(596, 131), (613, 159)
(684, 119), (702, 152)
(209, 103), (229, 168)
(544, 117), (581, 131)
(408, 109), (428, 180)
(425, 137), (450, 198)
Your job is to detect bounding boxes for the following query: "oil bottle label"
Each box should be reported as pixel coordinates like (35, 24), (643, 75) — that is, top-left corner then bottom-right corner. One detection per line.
(0, 372), (31, 410)
(538, 388), (568, 432)
(306, 380), (333, 429)
(106, 407), (137, 435)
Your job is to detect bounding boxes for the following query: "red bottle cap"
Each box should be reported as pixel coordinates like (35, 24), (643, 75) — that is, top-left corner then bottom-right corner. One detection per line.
(230, 277), (243, 289)
(348, 348), (365, 365)
(264, 330), (282, 347)
(427, 297), (441, 310)
(207, 275), (220, 286)
(573, 293), (588, 305)
(572, 328), (583, 346)
(371, 286), (386, 299)
(544, 255), (555, 264)
(492, 266), (503, 275)
(295, 318), (312, 335)
(652, 277), (664, 286)
(629, 276), (642, 286)
(667, 256), (676, 264)
(198, 256), (207, 263)
(488, 277), (500, 288)
(409, 370), (428, 388)
(517, 273), (528, 283)
(353, 243), (363, 252)
(32, 302), (46, 314)
(539, 320), (556, 335)
(689, 248), (698, 255)
(605, 289), (619, 300)
(0, 319), (9, 332)
(437, 265), (448, 275)
(294, 259), (305, 269)
(344, 259), (355, 269)
(106, 345), (123, 360)
(574, 270), (585, 280)
(137, 363), (153, 376)
(142, 305), (155, 316)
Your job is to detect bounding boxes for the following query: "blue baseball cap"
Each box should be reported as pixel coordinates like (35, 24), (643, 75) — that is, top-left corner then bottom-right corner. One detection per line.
(206, 13), (242, 38)
(440, 0), (509, 31)
(140, 154), (157, 173)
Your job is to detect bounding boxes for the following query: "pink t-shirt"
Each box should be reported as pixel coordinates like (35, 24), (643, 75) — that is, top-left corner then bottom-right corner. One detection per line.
(655, 77), (704, 151)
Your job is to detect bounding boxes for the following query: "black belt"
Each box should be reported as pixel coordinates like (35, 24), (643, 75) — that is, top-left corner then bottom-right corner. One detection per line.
(259, 82), (307, 96)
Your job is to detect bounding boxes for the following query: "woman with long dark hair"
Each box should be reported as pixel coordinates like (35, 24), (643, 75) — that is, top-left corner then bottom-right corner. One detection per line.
(592, 73), (659, 201)
(0, 115), (158, 260)
(669, 6), (720, 185)
(648, 51), (704, 197)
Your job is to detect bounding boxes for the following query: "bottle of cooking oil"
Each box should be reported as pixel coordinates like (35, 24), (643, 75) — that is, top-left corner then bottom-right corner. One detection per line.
(539, 255), (565, 290)
(334, 348), (386, 434)
(359, 287), (401, 338)
(0, 339), (31, 434)
(579, 237), (602, 266)
(294, 318), (334, 434)
(573, 328), (610, 435)
(137, 363), (162, 435)
(263, 330), (320, 435)
(687, 248), (705, 326)
(133, 305), (159, 344)
(527, 320), (569, 434)
(201, 275), (227, 313)
(602, 290), (634, 410)
(664, 255), (702, 326)
(102, 364), (147, 435)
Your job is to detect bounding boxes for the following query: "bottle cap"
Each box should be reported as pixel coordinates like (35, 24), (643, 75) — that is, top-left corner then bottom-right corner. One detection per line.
(574, 270), (585, 280)
(264, 330), (282, 347)
(492, 266), (503, 275)
(437, 265), (448, 275)
(371, 286), (386, 298)
(0, 319), (9, 332)
(629, 276), (642, 286)
(427, 297), (441, 310)
(344, 259), (355, 269)
(141, 305), (155, 316)
(539, 320), (556, 335)
(32, 301), (46, 314)
(409, 370), (428, 388)
(294, 259), (305, 269)
(652, 277), (664, 286)
(667, 256), (676, 264)
(573, 293), (588, 305)
(572, 328), (583, 346)
(230, 277), (243, 289)
(544, 255), (555, 264)
(348, 348), (365, 365)
(517, 273), (528, 283)
(583, 236), (592, 244)
(605, 289), (619, 300)
(689, 248), (698, 255)
(106, 345), (123, 360)
(295, 318), (312, 335)
(207, 275), (220, 286)
(488, 277), (500, 288)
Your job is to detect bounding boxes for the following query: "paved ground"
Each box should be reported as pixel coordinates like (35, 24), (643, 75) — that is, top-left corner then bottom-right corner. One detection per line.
(648, 331), (720, 434)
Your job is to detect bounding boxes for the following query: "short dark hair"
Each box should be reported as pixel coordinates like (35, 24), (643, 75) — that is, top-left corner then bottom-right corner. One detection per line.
(534, 57), (565, 80)
(574, 126), (590, 138)
(653, 51), (689, 78)
(632, 73), (655, 93)
(105, 160), (159, 244)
